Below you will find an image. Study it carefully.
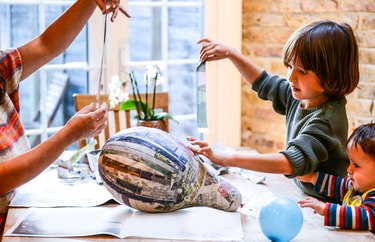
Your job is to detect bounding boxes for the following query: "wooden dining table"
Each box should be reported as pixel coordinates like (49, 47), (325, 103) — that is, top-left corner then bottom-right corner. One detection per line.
(2, 149), (374, 242)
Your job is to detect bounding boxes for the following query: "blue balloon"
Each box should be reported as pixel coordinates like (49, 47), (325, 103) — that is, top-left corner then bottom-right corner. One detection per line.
(259, 197), (303, 242)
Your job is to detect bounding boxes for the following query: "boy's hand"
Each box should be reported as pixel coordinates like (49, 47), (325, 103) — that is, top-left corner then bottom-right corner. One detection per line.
(197, 38), (232, 62)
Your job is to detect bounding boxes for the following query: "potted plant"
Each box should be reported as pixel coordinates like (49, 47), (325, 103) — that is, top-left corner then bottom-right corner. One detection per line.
(108, 65), (176, 131)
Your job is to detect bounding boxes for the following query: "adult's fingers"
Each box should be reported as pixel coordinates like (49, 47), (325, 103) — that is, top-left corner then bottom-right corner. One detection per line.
(110, 7), (119, 22)
(91, 103), (108, 120)
(119, 7), (131, 18)
(78, 103), (95, 114)
(197, 38), (212, 44)
(93, 122), (107, 136)
(94, 0), (106, 14)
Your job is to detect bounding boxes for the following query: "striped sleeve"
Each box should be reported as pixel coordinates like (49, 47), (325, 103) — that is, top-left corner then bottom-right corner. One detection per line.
(324, 191), (375, 231)
(313, 172), (350, 202)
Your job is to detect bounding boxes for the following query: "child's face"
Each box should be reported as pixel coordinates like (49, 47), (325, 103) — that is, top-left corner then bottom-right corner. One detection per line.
(347, 142), (375, 193)
(287, 61), (327, 108)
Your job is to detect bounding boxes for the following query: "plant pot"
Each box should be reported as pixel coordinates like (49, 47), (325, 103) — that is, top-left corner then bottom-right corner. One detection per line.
(137, 120), (168, 132)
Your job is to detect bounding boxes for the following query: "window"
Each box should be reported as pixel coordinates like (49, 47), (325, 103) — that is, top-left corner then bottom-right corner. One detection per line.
(122, 0), (205, 139)
(0, 0), (90, 148)
(0, 0), (242, 148)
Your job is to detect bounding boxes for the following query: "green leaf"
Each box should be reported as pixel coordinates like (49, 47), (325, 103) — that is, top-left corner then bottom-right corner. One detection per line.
(119, 101), (178, 123)
(119, 99), (153, 120)
(119, 100), (138, 110)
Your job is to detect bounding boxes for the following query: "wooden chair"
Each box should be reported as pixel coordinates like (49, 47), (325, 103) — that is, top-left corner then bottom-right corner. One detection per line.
(73, 92), (169, 149)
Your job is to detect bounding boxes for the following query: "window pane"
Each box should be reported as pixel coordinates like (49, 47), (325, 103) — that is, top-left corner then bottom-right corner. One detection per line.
(49, 69), (88, 128)
(168, 64), (196, 116)
(4, 5), (39, 47)
(170, 119), (198, 139)
(28, 134), (42, 149)
(129, 6), (162, 61)
(169, 7), (202, 59)
(1, 3), (89, 145)
(128, 1), (204, 138)
(20, 74), (39, 127)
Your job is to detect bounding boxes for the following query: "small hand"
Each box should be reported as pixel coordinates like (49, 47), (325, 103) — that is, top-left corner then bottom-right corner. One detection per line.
(186, 136), (228, 167)
(197, 38), (232, 62)
(94, 0), (131, 22)
(187, 135), (212, 154)
(298, 197), (325, 216)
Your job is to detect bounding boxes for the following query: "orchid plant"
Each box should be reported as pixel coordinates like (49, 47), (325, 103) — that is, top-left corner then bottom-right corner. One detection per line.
(109, 65), (176, 122)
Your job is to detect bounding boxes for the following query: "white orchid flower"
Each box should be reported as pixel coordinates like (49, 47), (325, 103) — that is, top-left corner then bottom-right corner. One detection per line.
(146, 64), (159, 79)
(108, 74), (129, 108)
(156, 76), (164, 86)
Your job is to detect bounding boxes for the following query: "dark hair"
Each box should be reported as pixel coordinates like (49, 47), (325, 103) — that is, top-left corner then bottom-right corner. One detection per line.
(347, 123), (375, 160)
(283, 20), (359, 98)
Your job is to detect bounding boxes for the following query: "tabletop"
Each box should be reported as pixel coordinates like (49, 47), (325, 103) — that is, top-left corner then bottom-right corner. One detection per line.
(2, 152), (375, 242)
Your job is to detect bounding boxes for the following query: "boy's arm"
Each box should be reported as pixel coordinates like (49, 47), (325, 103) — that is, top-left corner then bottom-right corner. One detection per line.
(187, 137), (294, 175)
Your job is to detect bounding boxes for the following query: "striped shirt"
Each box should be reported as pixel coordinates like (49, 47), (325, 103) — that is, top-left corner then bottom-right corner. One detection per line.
(314, 172), (375, 231)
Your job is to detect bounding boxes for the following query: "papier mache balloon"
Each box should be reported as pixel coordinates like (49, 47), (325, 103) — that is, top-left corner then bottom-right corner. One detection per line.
(98, 127), (242, 213)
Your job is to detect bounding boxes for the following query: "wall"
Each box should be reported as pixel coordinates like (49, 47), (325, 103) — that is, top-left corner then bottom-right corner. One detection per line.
(241, 0), (375, 153)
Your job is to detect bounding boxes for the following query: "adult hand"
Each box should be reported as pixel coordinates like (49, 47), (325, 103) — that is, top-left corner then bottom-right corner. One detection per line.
(197, 38), (233, 62)
(297, 197), (326, 216)
(65, 103), (108, 142)
(94, 0), (131, 22)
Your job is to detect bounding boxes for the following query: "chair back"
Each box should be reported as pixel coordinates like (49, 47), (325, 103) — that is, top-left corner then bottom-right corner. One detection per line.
(73, 92), (169, 149)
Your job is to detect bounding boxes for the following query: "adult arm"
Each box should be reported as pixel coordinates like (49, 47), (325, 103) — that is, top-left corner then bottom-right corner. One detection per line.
(0, 103), (107, 195)
(18, 0), (129, 80)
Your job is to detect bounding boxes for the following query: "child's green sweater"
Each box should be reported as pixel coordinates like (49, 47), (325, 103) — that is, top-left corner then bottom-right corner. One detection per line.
(252, 70), (349, 200)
